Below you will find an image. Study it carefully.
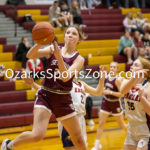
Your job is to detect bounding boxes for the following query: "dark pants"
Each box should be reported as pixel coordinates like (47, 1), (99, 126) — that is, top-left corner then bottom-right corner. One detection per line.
(85, 96), (93, 119)
(73, 16), (82, 25)
(16, 52), (28, 68)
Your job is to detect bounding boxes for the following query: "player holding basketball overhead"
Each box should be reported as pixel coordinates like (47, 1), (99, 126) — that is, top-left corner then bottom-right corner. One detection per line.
(92, 62), (127, 150)
(1, 25), (88, 150)
(120, 56), (150, 150)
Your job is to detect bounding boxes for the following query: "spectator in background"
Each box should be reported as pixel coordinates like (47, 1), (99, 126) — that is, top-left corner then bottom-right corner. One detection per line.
(132, 31), (146, 57)
(124, 0), (139, 8)
(26, 58), (44, 80)
(106, 0), (121, 9)
(85, 94), (95, 126)
(135, 12), (149, 34)
(16, 37), (31, 68)
(49, 0), (64, 28)
(79, 0), (87, 10)
(123, 12), (137, 32)
(60, 2), (73, 27)
(0, 65), (5, 81)
(118, 31), (138, 64)
(71, 0), (86, 28)
(87, 0), (101, 9)
(142, 32), (150, 59)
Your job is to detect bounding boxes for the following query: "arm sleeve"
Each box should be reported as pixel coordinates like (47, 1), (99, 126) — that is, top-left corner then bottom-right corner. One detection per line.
(36, 61), (43, 72)
(123, 18), (133, 28)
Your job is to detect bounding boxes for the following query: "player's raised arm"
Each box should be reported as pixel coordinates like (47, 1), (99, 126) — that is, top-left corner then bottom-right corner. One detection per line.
(82, 67), (106, 96)
(137, 83), (150, 116)
(26, 44), (54, 59)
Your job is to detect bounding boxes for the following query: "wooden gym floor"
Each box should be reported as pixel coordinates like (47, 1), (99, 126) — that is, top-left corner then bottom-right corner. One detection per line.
(0, 118), (127, 150)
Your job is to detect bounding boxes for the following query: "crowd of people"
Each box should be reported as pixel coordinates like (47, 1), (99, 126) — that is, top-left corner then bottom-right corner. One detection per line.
(119, 11), (150, 64)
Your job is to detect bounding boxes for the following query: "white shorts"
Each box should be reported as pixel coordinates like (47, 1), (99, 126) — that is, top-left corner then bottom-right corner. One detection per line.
(124, 123), (150, 148)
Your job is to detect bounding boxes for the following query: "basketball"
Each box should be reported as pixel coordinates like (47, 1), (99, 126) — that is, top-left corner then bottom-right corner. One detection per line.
(32, 22), (55, 45)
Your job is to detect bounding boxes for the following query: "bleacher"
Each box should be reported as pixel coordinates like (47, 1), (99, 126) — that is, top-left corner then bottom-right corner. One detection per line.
(0, 4), (149, 128)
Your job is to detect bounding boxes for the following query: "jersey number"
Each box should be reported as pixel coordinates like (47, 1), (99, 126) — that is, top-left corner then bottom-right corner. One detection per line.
(127, 101), (135, 110)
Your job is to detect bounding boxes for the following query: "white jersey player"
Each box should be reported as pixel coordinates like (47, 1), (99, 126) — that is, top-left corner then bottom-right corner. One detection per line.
(120, 57), (150, 150)
(58, 81), (87, 148)
(124, 80), (150, 149)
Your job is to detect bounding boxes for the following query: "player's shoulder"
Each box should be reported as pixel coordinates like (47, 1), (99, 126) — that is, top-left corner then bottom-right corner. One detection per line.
(145, 81), (150, 93)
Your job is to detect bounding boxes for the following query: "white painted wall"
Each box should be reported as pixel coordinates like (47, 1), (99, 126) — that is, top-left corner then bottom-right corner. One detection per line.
(0, 0), (7, 5)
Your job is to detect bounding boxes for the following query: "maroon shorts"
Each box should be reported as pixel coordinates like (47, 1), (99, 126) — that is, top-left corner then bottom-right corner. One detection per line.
(34, 89), (76, 120)
(101, 98), (123, 115)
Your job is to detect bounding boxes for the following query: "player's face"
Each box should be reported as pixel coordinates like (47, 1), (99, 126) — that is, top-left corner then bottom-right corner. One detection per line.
(110, 63), (118, 74)
(130, 59), (143, 72)
(64, 27), (80, 46)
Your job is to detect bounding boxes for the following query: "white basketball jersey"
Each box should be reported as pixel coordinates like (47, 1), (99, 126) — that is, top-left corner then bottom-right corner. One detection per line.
(124, 82), (150, 133)
(70, 81), (86, 116)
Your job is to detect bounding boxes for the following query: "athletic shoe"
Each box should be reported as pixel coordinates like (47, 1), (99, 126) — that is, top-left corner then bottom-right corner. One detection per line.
(91, 143), (102, 150)
(88, 119), (95, 126)
(1, 139), (11, 150)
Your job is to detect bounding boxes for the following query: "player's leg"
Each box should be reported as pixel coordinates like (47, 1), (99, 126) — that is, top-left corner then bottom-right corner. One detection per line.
(123, 144), (137, 150)
(65, 147), (76, 150)
(61, 115), (87, 150)
(123, 130), (137, 150)
(137, 138), (149, 150)
(137, 145), (148, 150)
(114, 114), (127, 131)
(1, 107), (51, 150)
(91, 111), (109, 150)
(96, 112), (109, 139)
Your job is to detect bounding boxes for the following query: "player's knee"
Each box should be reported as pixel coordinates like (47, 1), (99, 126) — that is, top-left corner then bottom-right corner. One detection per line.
(32, 132), (45, 142)
(73, 133), (85, 146)
(99, 121), (105, 128)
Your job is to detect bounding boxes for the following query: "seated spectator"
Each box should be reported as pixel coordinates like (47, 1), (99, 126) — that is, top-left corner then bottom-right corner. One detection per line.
(123, 12), (137, 32)
(26, 58), (44, 80)
(85, 94), (95, 126)
(124, 0), (139, 8)
(105, 0), (121, 9)
(118, 31), (138, 64)
(142, 32), (150, 59)
(16, 37), (31, 68)
(60, 2), (73, 27)
(79, 0), (87, 10)
(71, 0), (86, 28)
(135, 12), (149, 34)
(0, 65), (5, 81)
(87, 0), (101, 9)
(132, 31), (146, 57)
(49, 0), (65, 28)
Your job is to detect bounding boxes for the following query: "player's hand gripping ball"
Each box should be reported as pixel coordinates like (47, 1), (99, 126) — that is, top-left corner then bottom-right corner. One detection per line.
(32, 22), (55, 45)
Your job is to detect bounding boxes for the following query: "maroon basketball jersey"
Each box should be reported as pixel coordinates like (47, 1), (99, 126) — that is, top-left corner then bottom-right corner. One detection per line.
(104, 77), (119, 99)
(42, 51), (79, 91)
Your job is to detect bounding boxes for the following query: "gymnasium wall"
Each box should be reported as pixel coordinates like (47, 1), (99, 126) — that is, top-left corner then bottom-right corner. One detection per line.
(0, 0), (54, 5)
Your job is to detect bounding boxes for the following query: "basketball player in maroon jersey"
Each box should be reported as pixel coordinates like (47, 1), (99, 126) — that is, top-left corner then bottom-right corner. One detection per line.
(92, 62), (127, 150)
(120, 56), (150, 150)
(1, 25), (88, 150)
